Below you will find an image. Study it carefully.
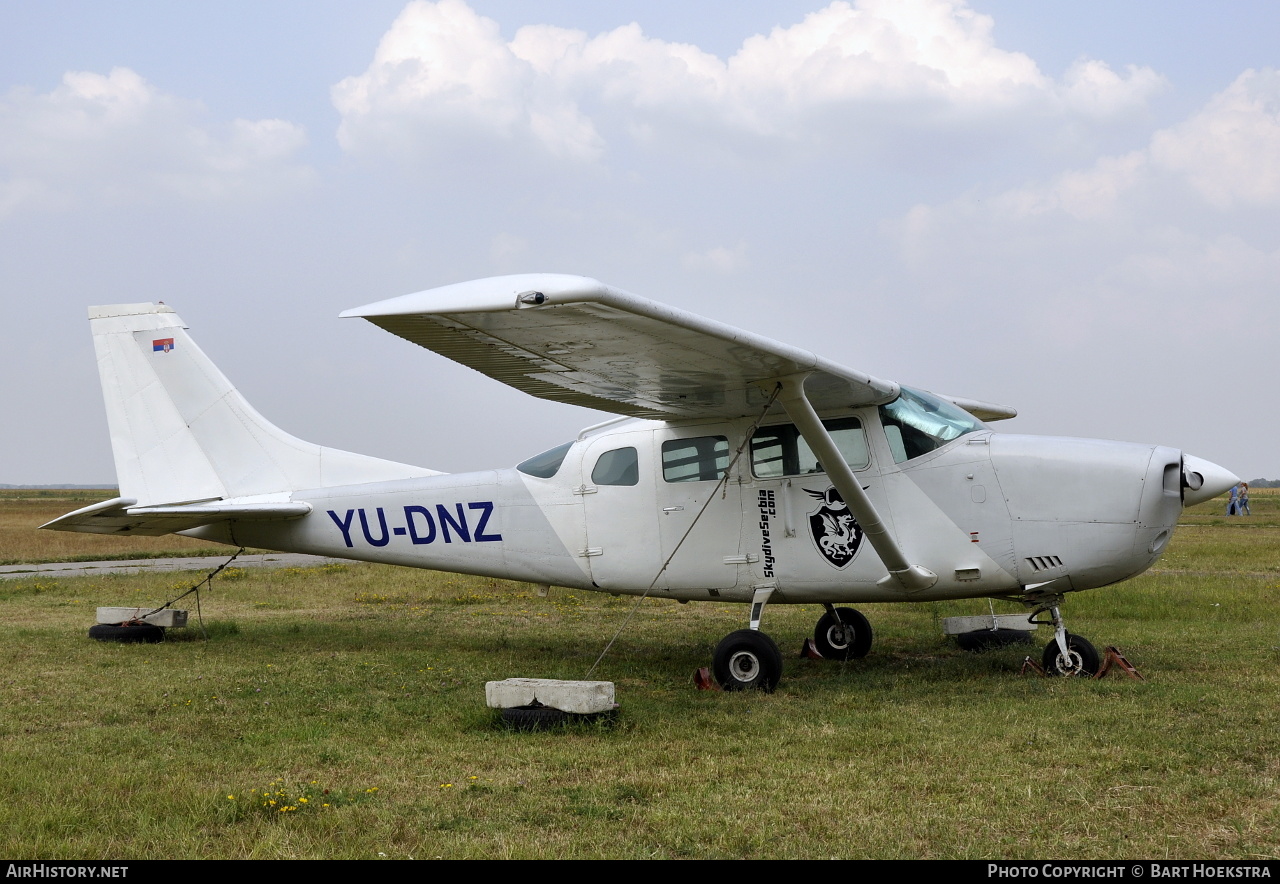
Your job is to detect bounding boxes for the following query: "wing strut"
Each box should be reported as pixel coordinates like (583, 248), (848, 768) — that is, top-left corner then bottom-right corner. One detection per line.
(774, 375), (937, 593)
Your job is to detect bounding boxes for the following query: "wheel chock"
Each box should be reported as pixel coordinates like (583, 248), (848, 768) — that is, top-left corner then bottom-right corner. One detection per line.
(693, 667), (720, 691)
(1020, 649), (1143, 679)
(800, 638), (825, 660)
(1095, 646), (1144, 680)
(1020, 656), (1046, 676)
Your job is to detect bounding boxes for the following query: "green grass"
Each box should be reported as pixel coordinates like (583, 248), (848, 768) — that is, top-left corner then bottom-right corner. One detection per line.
(0, 500), (1278, 858)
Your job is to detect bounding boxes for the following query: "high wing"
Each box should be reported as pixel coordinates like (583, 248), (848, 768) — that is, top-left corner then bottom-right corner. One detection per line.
(342, 274), (1014, 421)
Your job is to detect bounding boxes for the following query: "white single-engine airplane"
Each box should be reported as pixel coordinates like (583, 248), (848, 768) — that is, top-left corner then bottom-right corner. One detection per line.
(45, 275), (1237, 690)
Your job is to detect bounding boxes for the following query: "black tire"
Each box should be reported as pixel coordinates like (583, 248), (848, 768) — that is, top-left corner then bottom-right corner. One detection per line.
(89, 622), (164, 644)
(1042, 634), (1100, 677)
(712, 629), (783, 692)
(813, 608), (873, 660)
(956, 628), (1035, 652)
(500, 705), (569, 730)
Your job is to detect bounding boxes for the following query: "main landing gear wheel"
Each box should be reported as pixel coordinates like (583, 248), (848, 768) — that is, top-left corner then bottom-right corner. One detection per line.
(1042, 633), (1100, 677)
(813, 607), (873, 660)
(712, 629), (783, 692)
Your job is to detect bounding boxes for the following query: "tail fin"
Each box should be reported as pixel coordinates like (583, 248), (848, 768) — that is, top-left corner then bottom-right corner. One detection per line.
(89, 303), (437, 506)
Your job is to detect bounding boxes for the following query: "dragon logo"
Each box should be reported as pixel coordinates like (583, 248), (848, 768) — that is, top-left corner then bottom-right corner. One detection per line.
(805, 486), (864, 569)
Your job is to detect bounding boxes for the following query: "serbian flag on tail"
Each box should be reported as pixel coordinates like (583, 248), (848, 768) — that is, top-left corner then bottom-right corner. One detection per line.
(153, 338), (175, 353)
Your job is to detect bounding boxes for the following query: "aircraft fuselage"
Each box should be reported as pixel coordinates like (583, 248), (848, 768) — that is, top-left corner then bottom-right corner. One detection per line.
(190, 406), (1190, 607)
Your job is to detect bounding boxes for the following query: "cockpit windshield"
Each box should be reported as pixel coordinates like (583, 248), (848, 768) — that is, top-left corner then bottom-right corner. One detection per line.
(516, 440), (574, 478)
(879, 386), (985, 464)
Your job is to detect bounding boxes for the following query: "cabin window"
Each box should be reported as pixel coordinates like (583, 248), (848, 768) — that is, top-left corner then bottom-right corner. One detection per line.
(516, 440), (575, 478)
(592, 447), (639, 486)
(662, 436), (729, 483)
(750, 417), (870, 478)
(879, 386), (985, 464)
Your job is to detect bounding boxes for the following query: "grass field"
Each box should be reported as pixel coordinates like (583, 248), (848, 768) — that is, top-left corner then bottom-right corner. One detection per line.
(1, 489), (1277, 859)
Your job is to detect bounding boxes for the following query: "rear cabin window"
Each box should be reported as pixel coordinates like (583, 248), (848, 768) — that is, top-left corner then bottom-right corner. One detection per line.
(591, 447), (639, 486)
(750, 417), (870, 478)
(662, 436), (729, 483)
(516, 440), (574, 478)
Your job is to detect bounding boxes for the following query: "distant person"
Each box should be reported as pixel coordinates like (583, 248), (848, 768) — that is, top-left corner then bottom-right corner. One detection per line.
(1227, 483), (1239, 516)
(1238, 482), (1251, 516)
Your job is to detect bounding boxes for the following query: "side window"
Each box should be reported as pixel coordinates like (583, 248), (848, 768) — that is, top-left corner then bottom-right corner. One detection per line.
(591, 447), (639, 486)
(662, 436), (729, 483)
(750, 418), (869, 478)
(517, 440), (574, 478)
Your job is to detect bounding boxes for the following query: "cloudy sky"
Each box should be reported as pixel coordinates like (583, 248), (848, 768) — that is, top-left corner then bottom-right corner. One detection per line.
(3, 1), (1277, 485)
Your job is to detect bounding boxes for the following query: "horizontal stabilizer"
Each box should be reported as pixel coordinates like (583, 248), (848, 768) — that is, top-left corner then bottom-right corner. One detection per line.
(40, 496), (313, 537)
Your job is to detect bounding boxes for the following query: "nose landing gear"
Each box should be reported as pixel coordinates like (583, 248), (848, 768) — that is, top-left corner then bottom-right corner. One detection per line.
(1031, 600), (1100, 677)
(1042, 632), (1100, 676)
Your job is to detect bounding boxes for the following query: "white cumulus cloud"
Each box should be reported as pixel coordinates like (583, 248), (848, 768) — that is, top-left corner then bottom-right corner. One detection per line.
(1058, 57), (1166, 116)
(332, 0), (604, 161)
(0, 67), (311, 217)
(891, 68), (1280, 349)
(682, 242), (749, 274)
(333, 0), (1163, 162)
(1149, 69), (1280, 209)
(972, 68), (1280, 224)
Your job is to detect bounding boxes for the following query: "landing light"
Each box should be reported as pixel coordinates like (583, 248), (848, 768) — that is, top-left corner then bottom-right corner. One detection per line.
(1149, 530), (1171, 555)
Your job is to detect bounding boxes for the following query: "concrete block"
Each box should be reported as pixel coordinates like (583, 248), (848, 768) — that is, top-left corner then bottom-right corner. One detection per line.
(97, 606), (188, 628)
(942, 614), (1035, 636)
(485, 678), (615, 714)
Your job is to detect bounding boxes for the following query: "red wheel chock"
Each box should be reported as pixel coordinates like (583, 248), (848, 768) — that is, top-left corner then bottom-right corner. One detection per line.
(1096, 646), (1144, 680)
(800, 638), (825, 660)
(693, 667), (720, 691)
